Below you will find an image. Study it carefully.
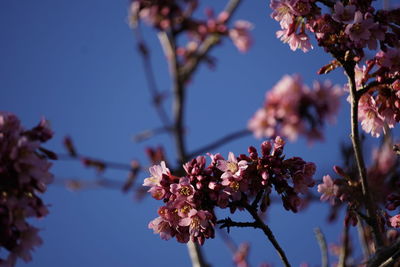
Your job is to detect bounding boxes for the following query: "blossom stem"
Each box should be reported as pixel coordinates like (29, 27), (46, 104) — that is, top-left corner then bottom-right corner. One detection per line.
(243, 203), (291, 267)
(344, 64), (384, 249)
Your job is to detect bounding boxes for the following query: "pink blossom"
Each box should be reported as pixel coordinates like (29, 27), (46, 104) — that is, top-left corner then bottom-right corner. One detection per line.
(288, 0), (312, 17)
(247, 108), (277, 139)
(270, 0), (293, 28)
(229, 20), (253, 53)
(311, 80), (342, 124)
(248, 74), (341, 142)
(390, 214), (400, 228)
(233, 243), (250, 267)
(148, 216), (174, 240)
(143, 161), (171, 200)
(345, 11), (374, 43)
(317, 175), (337, 204)
(276, 29), (313, 52)
(332, 2), (356, 23)
(358, 95), (385, 137)
(217, 152), (248, 179)
(376, 48), (400, 70)
(372, 142), (396, 175)
(179, 209), (214, 245)
(143, 161), (169, 187)
(170, 177), (195, 201)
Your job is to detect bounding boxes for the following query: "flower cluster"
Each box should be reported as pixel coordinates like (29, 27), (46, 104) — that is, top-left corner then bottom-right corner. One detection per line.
(248, 74), (342, 143)
(270, 0), (318, 52)
(130, 0), (253, 57)
(145, 137), (316, 244)
(356, 59), (400, 137)
(0, 112), (54, 266)
(270, 0), (400, 137)
(318, 140), (400, 229)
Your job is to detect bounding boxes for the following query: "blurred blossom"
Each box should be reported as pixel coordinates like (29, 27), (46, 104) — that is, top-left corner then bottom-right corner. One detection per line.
(248, 74), (342, 143)
(0, 112), (54, 266)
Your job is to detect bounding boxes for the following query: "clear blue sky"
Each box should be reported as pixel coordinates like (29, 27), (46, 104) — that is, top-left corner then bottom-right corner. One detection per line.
(0, 0), (372, 266)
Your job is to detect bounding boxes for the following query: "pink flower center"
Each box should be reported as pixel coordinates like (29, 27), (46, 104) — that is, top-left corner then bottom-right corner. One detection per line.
(230, 181), (240, 191)
(191, 217), (200, 229)
(180, 205), (191, 215)
(227, 162), (238, 173)
(179, 186), (192, 196)
(350, 23), (363, 34)
(295, 2), (307, 14)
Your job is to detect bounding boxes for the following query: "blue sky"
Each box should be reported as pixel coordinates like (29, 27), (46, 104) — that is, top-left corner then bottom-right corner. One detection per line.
(0, 0), (375, 266)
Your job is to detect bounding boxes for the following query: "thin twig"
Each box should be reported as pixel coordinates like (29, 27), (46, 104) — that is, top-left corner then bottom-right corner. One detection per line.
(57, 153), (134, 171)
(344, 64), (384, 249)
(243, 202), (291, 267)
(314, 228), (329, 267)
(188, 129), (251, 158)
(132, 25), (171, 128)
(133, 126), (172, 142)
(217, 218), (258, 231)
(55, 177), (127, 191)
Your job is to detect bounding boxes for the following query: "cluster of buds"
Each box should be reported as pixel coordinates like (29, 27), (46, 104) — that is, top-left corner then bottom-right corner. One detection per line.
(270, 0), (400, 138)
(144, 137), (316, 244)
(130, 0), (253, 59)
(248, 74), (342, 143)
(0, 112), (54, 266)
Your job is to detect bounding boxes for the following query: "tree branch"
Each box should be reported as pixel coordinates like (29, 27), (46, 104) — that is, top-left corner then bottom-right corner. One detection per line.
(367, 238), (400, 267)
(344, 64), (384, 249)
(158, 26), (209, 267)
(243, 202), (291, 267)
(356, 77), (398, 99)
